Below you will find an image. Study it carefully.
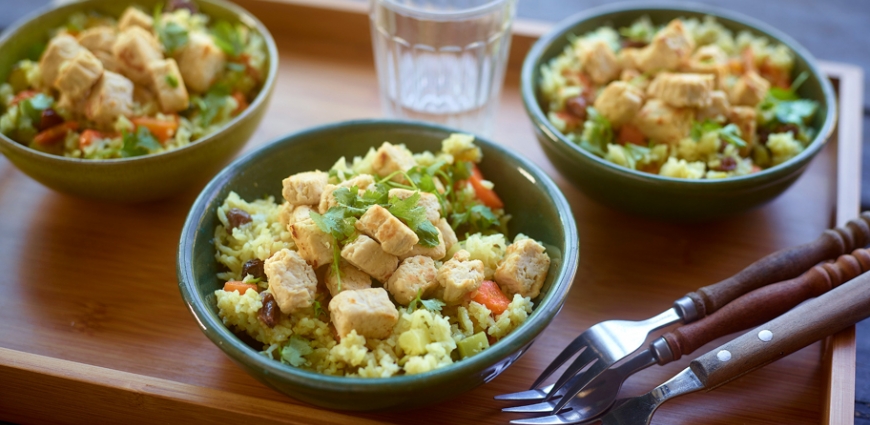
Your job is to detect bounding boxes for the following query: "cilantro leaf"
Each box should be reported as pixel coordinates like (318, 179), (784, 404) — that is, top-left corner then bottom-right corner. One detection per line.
(153, 4), (189, 54)
(416, 220), (441, 248)
(768, 71), (810, 101)
(407, 289), (445, 313)
(452, 204), (499, 234)
(719, 124), (747, 148)
(193, 86), (229, 126)
(19, 94), (53, 124)
(280, 336), (312, 367)
(211, 20), (244, 57)
(775, 99), (818, 125)
(578, 107), (613, 157)
(165, 74), (179, 88)
(313, 300), (324, 319)
(120, 126), (162, 157)
(690, 120), (722, 141)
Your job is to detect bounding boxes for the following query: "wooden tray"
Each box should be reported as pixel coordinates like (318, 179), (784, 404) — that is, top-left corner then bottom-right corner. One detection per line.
(0, 1), (862, 423)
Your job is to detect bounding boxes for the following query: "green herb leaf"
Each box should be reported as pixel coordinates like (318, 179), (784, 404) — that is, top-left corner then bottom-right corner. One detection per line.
(226, 62), (246, 72)
(280, 336), (312, 367)
(719, 124), (748, 148)
(120, 126), (162, 157)
(165, 74), (179, 88)
(775, 99), (818, 125)
(407, 289), (444, 313)
(211, 20), (244, 57)
(578, 107), (613, 157)
(690, 120), (722, 141)
(313, 300), (324, 319)
(153, 4), (189, 54)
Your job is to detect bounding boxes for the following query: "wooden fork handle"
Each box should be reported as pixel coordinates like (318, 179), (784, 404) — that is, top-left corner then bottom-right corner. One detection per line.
(665, 248), (870, 360)
(689, 266), (870, 391)
(685, 212), (870, 318)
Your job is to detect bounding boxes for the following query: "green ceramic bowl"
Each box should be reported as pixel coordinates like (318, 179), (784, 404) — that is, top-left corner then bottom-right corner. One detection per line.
(0, 0), (277, 202)
(177, 120), (579, 411)
(521, 2), (836, 220)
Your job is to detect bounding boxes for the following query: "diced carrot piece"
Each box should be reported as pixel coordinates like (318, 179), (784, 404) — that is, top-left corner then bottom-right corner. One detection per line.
(471, 280), (511, 316)
(78, 129), (103, 149)
(9, 90), (38, 106)
(223, 281), (258, 294)
(617, 124), (646, 146)
(231, 91), (248, 116)
(469, 164), (504, 209)
(132, 116), (179, 143)
(33, 121), (78, 146)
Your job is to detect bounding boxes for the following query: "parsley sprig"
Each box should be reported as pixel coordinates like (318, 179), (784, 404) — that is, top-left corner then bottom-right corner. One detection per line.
(120, 126), (162, 157)
(153, 4), (189, 54)
(407, 289), (446, 313)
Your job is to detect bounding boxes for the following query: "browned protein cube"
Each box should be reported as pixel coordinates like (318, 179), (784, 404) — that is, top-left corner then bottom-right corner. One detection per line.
(593, 81), (645, 128)
(340, 235), (398, 283)
(328, 288), (399, 339)
(264, 249), (318, 314)
(372, 142), (415, 182)
(40, 34), (85, 87)
(149, 58), (189, 113)
(494, 239), (551, 299)
(385, 255), (439, 306)
(174, 32), (226, 93)
(399, 226), (447, 261)
(355, 205), (419, 256)
(631, 99), (694, 146)
(388, 188), (441, 224)
(55, 50), (104, 100)
(646, 72), (714, 108)
(282, 171), (329, 206)
(117, 6), (154, 31)
(729, 70), (770, 107)
(325, 261), (372, 297)
(112, 26), (163, 85)
(582, 39), (621, 85)
(635, 19), (695, 73)
(85, 71), (133, 127)
(319, 174), (375, 213)
(436, 250), (485, 305)
(289, 218), (334, 269)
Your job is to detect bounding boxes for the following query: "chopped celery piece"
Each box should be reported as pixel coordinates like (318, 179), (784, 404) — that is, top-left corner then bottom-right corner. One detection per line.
(457, 331), (490, 359)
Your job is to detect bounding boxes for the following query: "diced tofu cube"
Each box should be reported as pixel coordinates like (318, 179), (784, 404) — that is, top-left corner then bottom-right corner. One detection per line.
(40, 34), (85, 88)
(388, 188), (440, 224)
(55, 50), (104, 100)
(436, 218), (457, 252)
(77, 26), (117, 53)
(372, 142), (416, 182)
(174, 31), (226, 93)
(284, 204), (313, 229)
(340, 235), (399, 283)
(494, 239), (550, 299)
(728, 106), (758, 155)
(593, 81), (645, 128)
(325, 261), (372, 297)
(618, 47), (642, 71)
(646, 72), (714, 108)
(319, 174), (375, 213)
(289, 218), (334, 269)
(636, 19), (695, 73)
(685, 45), (729, 88)
(277, 202), (294, 229)
(697, 90), (731, 122)
(400, 226), (447, 261)
(282, 171), (328, 206)
(117, 6), (154, 31)
(355, 205), (419, 256)
(729, 70), (770, 107)
(148, 58), (189, 113)
(436, 250), (485, 305)
(328, 288), (399, 339)
(112, 26), (163, 86)
(92, 50), (120, 73)
(385, 255), (439, 305)
(582, 40), (621, 85)
(631, 99), (694, 145)
(85, 71), (133, 127)
(264, 248), (317, 314)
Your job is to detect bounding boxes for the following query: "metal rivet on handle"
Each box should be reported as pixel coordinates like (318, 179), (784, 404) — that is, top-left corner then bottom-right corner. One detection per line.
(758, 330), (773, 342)
(717, 350), (732, 362)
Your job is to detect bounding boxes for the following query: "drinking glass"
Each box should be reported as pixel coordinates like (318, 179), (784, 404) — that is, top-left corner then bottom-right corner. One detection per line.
(369, 0), (517, 136)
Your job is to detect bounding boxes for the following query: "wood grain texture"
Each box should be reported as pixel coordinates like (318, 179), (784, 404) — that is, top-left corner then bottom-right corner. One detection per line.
(0, 1), (862, 424)
(691, 268), (870, 391)
(665, 247), (870, 360)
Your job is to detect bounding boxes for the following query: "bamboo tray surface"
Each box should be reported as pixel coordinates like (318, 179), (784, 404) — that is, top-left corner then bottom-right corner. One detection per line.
(0, 1), (862, 424)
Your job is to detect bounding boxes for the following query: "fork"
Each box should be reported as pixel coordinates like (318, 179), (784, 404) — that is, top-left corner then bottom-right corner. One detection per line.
(496, 212), (870, 403)
(511, 257), (870, 425)
(504, 247), (870, 419)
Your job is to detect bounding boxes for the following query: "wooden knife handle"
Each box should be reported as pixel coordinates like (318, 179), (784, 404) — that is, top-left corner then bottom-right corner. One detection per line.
(665, 248), (870, 360)
(686, 212), (870, 318)
(689, 257), (870, 391)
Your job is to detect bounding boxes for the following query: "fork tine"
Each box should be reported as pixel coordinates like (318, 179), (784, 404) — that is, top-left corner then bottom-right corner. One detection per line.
(529, 337), (590, 389)
(494, 384), (555, 401)
(549, 364), (607, 412)
(508, 407), (604, 425)
(544, 349), (600, 400)
(502, 399), (559, 413)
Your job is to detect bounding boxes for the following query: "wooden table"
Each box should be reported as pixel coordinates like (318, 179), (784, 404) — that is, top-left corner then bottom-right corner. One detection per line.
(0, 1), (863, 423)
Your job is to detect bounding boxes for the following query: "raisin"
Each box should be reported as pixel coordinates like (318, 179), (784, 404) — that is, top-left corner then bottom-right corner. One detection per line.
(226, 208), (252, 230)
(39, 108), (63, 131)
(565, 96), (588, 120)
(257, 294), (280, 328)
(242, 258), (266, 280)
(713, 156), (737, 171)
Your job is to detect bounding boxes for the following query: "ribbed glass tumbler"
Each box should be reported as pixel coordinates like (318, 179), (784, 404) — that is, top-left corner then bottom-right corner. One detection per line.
(369, 0), (517, 137)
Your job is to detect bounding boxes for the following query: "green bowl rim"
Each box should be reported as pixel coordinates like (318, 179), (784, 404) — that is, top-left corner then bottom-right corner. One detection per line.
(176, 119), (580, 393)
(520, 0), (838, 188)
(0, 0), (279, 167)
